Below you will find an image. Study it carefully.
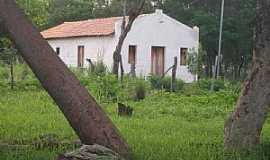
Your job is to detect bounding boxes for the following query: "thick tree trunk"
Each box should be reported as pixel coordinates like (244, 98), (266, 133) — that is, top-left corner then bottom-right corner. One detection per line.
(0, 19), (5, 36)
(224, 0), (270, 150)
(0, 0), (131, 158)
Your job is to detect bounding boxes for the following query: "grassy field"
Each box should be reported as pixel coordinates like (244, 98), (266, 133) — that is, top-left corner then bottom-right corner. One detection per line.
(0, 65), (270, 159)
(1, 86), (270, 160)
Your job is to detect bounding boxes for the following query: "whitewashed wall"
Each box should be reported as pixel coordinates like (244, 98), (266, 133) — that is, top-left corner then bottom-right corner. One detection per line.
(47, 10), (199, 83)
(118, 10), (199, 82)
(48, 36), (115, 68)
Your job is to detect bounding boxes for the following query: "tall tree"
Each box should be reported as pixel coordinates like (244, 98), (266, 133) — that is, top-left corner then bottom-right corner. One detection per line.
(224, 0), (270, 150)
(48, 0), (95, 27)
(0, 0), (131, 158)
(16, 0), (50, 29)
(161, 0), (256, 79)
(112, 0), (146, 78)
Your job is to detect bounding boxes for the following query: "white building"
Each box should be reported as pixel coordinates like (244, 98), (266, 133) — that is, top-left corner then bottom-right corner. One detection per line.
(41, 10), (199, 82)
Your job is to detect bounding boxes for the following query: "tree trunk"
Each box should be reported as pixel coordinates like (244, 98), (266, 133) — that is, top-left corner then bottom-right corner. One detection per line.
(112, 0), (145, 77)
(0, 0), (131, 158)
(120, 55), (124, 82)
(0, 18), (5, 36)
(237, 56), (245, 79)
(224, 0), (270, 150)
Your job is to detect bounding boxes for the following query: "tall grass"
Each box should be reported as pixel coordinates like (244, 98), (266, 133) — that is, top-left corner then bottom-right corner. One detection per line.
(1, 65), (270, 159)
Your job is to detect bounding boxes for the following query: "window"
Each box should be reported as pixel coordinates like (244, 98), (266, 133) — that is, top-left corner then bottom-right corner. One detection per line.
(56, 47), (60, 55)
(78, 46), (84, 68)
(128, 45), (136, 64)
(180, 48), (188, 65)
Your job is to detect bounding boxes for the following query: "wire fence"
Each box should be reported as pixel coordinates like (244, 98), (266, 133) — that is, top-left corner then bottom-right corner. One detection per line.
(0, 47), (20, 64)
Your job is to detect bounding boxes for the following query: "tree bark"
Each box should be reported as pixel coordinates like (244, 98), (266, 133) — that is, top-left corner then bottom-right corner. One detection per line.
(0, 18), (6, 36)
(0, 0), (131, 158)
(224, 0), (270, 150)
(120, 55), (124, 82)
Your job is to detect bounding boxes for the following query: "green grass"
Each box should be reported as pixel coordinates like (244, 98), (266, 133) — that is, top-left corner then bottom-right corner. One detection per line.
(1, 88), (270, 160)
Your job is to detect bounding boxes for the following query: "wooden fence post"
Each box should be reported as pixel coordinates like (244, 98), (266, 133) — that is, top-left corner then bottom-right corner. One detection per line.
(171, 56), (177, 92)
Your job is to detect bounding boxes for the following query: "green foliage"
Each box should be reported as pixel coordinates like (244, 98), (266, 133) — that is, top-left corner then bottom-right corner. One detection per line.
(96, 73), (120, 102)
(0, 64), (9, 80)
(0, 63), (41, 90)
(47, 0), (95, 27)
(133, 79), (147, 101)
(0, 64), (268, 160)
(197, 79), (226, 92)
(187, 48), (198, 75)
(187, 45), (207, 78)
(161, 76), (184, 92)
(149, 75), (184, 92)
(162, 0), (255, 79)
(2, 82), (270, 160)
(92, 61), (107, 76)
(148, 75), (163, 90)
(11, 0), (256, 81)
(16, 0), (50, 29)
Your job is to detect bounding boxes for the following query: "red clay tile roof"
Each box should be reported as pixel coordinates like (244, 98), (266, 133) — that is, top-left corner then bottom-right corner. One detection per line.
(41, 17), (123, 39)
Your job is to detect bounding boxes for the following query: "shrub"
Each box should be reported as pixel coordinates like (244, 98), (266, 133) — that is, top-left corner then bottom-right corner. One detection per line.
(212, 79), (225, 91)
(0, 80), (8, 88)
(182, 83), (207, 96)
(148, 75), (184, 92)
(0, 64), (9, 80)
(133, 80), (147, 101)
(148, 75), (163, 89)
(93, 61), (107, 76)
(161, 77), (184, 92)
(0, 64), (43, 90)
(174, 79), (185, 92)
(197, 79), (225, 91)
(160, 77), (172, 91)
(96, 74), (121, 102)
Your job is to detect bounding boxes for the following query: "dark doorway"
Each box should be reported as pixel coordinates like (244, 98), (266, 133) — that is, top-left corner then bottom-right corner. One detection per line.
(78, 46), (84, 67)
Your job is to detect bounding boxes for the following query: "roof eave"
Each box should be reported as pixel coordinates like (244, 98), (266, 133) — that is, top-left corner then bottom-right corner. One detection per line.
(43, 32), (115, 40)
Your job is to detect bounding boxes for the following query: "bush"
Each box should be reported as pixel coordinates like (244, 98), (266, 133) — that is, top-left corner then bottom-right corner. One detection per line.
(0, 80), (8, 88)
(212, 79), (225, 91)
(96, 74), (121, 102)
(93, 61), (107, 76)
(161, 77), (184, 92)
(148, 75), (184, 92)
(0, 65), (9, 81)
(133, 80), (147, 101)
(148, 75), (163, 90)
(182, 83), (207, 96)
(197, 79), (225, 91)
